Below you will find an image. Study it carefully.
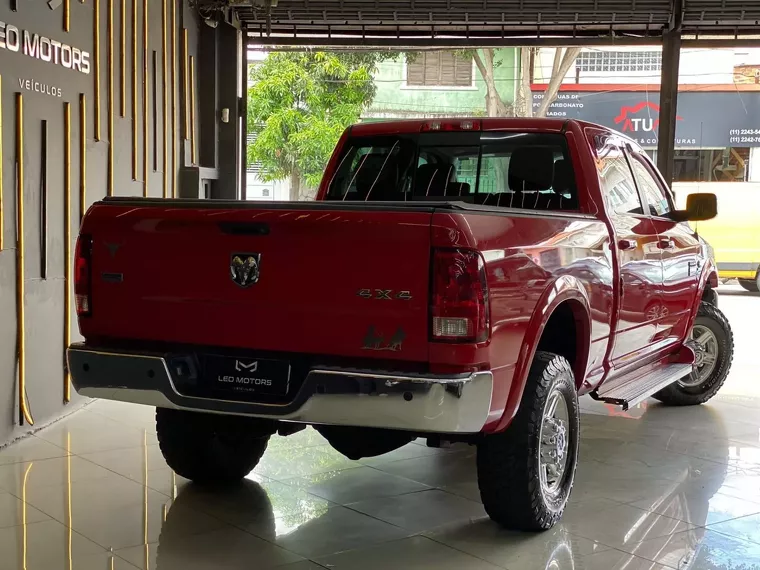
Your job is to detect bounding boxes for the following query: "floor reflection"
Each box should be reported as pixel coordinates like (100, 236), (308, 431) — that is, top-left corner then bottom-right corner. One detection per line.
(2, 394), (760, 569)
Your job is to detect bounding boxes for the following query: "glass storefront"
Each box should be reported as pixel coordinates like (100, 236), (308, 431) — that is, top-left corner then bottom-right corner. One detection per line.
(646, 147), (753, 182)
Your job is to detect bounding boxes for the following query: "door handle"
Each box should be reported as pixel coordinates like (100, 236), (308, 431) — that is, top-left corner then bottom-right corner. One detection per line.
(657, 238), (674, 250)
(618, 239), (638, 250)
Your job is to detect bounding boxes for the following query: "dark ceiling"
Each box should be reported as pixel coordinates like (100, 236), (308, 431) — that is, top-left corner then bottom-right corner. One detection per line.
(235, 0), (760, 46)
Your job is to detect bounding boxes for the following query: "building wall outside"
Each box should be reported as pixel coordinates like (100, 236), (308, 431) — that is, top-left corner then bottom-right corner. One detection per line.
(0, 0), (205, 444)
(534, 47), (760, 86)
(673, 181), (760, 199)
(244, 50), (519, 199)
(533, 47), (760, 183)
(245, 55), (290, 201)
(245, 47), (760, 191)
(246, 176), (289, 201)
(367, 49), (520, 118)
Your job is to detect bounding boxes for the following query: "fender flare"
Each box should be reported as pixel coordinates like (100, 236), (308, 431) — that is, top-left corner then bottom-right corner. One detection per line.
(702, 258), (719, 289)
(687, 258), (719, 331)
(493, 275), (592, 433)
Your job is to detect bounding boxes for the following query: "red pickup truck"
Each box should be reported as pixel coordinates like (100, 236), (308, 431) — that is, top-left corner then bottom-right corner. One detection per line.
(67, 118), (733, 531)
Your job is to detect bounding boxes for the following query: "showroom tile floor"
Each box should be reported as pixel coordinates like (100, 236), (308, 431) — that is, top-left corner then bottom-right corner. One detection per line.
(1, 395), (760, 569)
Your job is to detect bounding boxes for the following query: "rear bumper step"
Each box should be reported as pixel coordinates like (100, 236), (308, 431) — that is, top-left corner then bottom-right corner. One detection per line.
(67, 345), (493, 434)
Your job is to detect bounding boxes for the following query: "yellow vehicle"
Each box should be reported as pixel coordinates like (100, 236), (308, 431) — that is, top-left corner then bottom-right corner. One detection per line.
(676, 182), (760, 292)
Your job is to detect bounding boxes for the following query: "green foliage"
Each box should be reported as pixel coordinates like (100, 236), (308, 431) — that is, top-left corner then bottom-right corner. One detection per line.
(247, 52), (394, 188)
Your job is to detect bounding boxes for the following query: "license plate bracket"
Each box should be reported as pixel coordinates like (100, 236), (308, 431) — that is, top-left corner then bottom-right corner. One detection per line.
(203, 355), (291, 397)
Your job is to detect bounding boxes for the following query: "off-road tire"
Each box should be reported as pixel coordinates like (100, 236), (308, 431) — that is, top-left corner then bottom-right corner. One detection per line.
(477, 352), (579, 531)
(738, 278), (759, 293)
(653, 302), (734, 406)
(156, 408), (271, 485)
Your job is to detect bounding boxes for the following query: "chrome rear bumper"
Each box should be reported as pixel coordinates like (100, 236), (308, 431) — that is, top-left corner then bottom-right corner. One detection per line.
(67, 345), (493, 434)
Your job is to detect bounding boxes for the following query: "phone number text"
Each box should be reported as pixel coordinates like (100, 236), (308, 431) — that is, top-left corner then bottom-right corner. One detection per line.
(729, 136), (760, 144)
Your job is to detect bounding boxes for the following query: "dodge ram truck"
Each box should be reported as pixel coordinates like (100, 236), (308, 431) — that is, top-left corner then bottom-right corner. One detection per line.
(67, 118), (734, 531)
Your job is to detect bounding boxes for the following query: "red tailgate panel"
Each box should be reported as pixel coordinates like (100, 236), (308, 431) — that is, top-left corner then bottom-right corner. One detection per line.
(81, 204), (433, 362)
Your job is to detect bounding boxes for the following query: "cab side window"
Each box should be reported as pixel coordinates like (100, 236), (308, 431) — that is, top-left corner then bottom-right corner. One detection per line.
(629, 154), (672, 217)
(594, 140), (644, 216)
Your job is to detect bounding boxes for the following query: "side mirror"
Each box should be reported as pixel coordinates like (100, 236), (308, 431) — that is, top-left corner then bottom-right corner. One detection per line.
(671, 193), (717, 222)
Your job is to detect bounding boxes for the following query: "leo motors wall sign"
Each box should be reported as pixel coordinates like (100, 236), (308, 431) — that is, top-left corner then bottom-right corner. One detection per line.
(0, 20), (91, 74)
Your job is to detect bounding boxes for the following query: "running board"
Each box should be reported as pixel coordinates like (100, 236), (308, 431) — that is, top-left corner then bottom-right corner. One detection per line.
(592, 363), (692, 411)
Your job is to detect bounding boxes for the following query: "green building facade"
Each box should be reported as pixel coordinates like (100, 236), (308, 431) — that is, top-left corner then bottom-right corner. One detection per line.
(365, 49), (521, 119)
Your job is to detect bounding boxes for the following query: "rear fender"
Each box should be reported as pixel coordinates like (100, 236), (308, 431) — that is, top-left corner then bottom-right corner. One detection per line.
(492, 276), (591, 433)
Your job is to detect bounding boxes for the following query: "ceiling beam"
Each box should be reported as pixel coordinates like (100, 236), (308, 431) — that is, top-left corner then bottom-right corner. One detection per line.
(245, 34), (665, 48)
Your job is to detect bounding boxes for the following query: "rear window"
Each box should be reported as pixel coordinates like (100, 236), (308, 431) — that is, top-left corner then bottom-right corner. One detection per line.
(325, 132), (578, 211)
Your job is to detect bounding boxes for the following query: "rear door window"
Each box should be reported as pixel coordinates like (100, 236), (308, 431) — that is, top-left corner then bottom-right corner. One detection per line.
(326, 131), (579, 211)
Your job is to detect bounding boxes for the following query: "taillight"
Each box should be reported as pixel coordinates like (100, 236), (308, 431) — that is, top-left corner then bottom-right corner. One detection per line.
(431, 248), (490, 343)
(74, 234), (92, 317)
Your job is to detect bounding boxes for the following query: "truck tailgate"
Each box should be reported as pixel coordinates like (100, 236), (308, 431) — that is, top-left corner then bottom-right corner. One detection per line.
(82, 203), (433, 362)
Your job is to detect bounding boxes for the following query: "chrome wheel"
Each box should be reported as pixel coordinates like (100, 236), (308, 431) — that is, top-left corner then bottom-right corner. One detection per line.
(681, 324), (719, 388)
(539, 389), (570, 499)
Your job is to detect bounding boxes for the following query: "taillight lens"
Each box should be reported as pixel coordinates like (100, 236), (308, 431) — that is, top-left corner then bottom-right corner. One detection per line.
(431, 248), (490, 343)
(74, 234), (92, 317)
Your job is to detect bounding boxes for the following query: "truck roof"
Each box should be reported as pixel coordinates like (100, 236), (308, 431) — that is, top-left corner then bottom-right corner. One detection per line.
(350, 117), (642, 152)
(351, 117), (602, 137)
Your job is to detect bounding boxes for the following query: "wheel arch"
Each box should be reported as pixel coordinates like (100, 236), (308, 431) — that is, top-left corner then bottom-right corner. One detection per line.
(493, 275), (592, 433)
(702, 282), (718, 307)
(689, 259), (719, 333)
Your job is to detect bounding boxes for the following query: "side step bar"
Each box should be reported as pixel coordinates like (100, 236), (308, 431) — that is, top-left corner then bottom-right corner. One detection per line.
(591, 363), (693, 411)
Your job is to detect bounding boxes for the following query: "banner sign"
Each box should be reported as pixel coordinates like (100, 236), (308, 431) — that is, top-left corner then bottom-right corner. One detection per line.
(532, 90), (760, 148)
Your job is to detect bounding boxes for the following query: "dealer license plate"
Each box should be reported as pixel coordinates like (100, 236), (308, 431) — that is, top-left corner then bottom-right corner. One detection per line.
(204, 355), (291, 396)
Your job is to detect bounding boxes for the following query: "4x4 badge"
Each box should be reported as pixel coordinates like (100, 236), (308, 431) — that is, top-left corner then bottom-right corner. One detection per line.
(230, 253), (261, 288)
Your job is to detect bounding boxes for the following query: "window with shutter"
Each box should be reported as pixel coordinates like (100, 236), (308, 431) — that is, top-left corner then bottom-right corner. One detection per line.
(424, 52), (441, 85)
(439, 52), (456, 85)
(407, 58), (425, 86)
(454, 56), (472, 86)
(406, 52), (473, 87)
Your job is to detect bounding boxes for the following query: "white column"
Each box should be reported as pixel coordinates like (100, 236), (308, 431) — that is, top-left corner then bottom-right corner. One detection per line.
(749, 147), (760, 182)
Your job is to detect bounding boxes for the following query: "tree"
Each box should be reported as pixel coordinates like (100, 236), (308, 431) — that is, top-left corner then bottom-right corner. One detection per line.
(533, 48), (583, 117)
(468, 47), (582, 118)
(247, 52), (392, 200)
